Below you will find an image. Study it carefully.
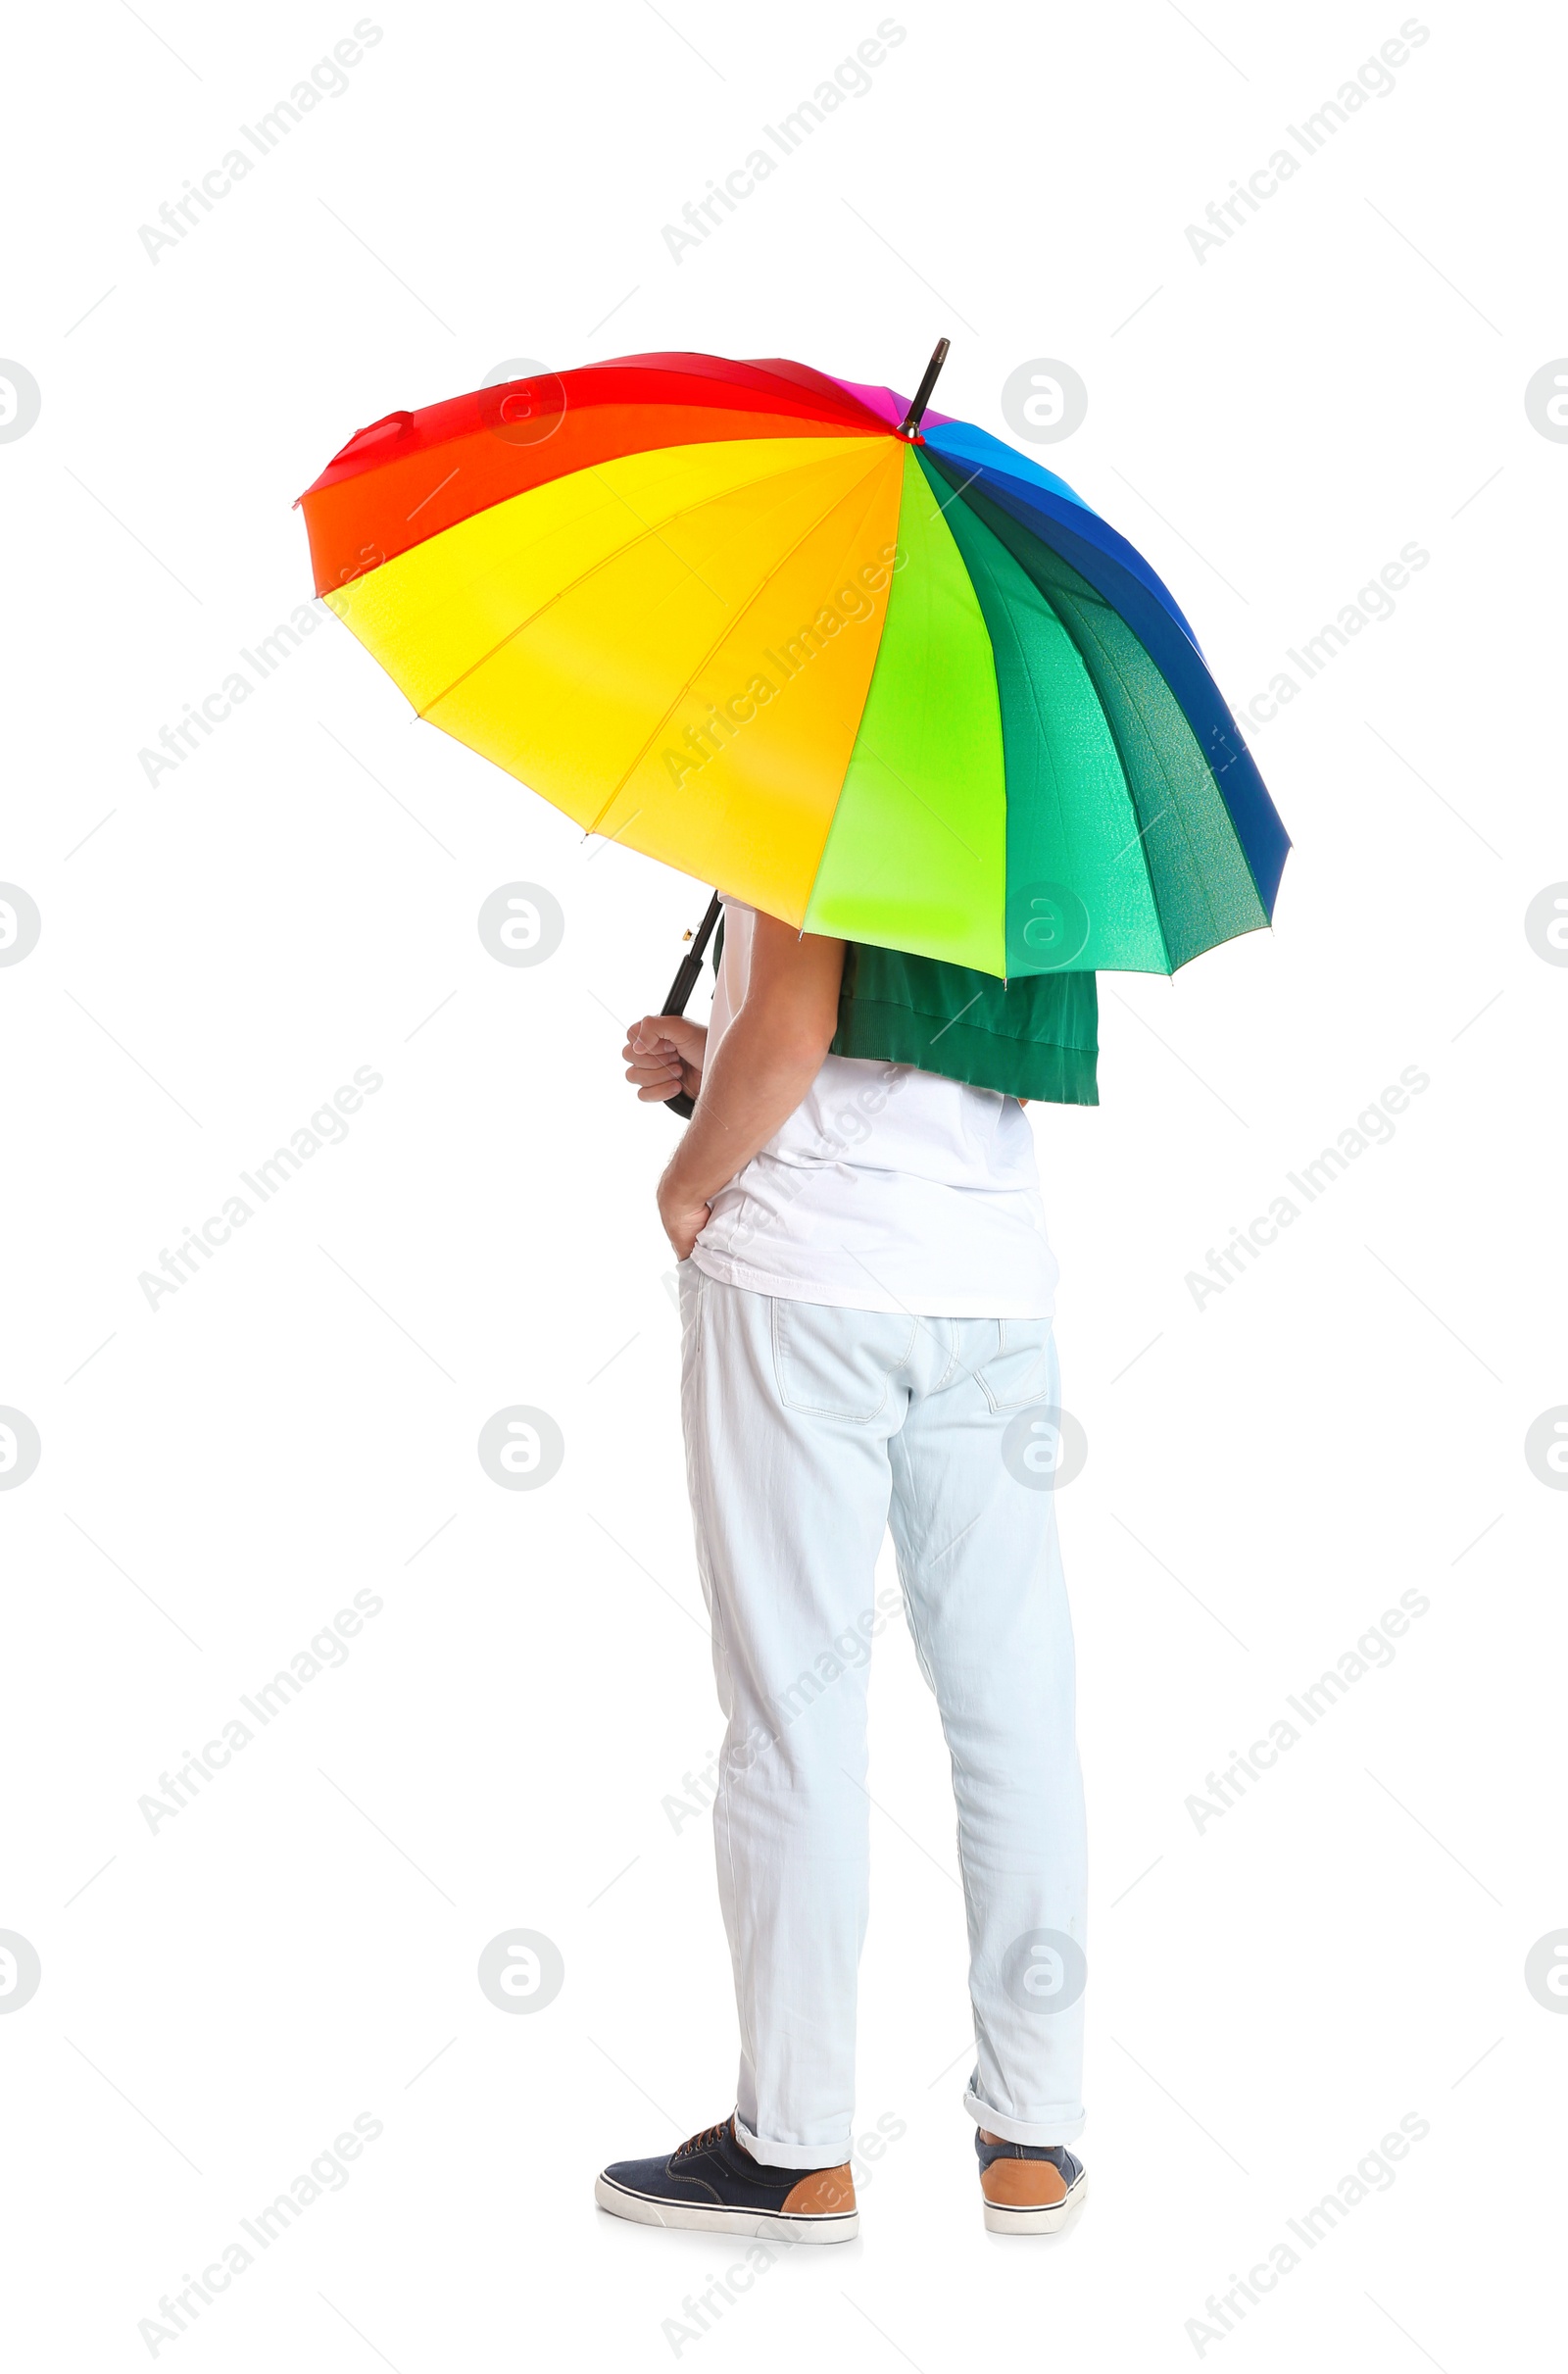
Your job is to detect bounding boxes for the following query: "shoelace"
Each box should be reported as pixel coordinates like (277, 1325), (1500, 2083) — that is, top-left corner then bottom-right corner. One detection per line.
(673, 2119), (730, 2160)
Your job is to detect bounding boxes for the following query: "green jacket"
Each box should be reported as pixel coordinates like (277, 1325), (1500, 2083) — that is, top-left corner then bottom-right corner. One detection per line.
(830, 942), (1099, 1106)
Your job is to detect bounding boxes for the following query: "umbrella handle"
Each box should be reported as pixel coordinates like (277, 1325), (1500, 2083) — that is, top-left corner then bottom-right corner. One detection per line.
(657, 891), (722, 1121)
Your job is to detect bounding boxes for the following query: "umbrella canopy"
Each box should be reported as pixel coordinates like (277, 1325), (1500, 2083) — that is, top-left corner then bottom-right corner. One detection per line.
(298, 350), (1288, 978)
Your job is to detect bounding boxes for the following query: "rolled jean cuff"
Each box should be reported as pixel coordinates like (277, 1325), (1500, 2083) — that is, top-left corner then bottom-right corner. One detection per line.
(963, 2084), (1086, 2147)
(733, 2111), (852, 2171)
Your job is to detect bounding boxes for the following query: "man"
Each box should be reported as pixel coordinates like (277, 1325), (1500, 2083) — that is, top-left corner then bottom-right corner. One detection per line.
(595, 901), (1087, 2242)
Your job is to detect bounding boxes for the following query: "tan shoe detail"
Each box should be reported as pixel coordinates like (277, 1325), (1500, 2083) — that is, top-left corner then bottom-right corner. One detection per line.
(980, 2156), (1068, 2208)
(782, 2165), (857, 2216)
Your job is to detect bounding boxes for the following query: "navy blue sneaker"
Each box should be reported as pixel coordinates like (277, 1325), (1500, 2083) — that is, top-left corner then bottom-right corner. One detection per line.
(975, 2128), (1088, 2233)
(596, 2114), (858, 2243)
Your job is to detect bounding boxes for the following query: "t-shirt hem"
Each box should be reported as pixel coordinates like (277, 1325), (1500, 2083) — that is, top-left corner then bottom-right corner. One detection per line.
(689, 1246), (1055, 1319)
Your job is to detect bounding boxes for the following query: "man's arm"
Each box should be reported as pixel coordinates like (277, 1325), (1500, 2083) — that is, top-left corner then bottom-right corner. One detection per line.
(654, 915), (845, 1258)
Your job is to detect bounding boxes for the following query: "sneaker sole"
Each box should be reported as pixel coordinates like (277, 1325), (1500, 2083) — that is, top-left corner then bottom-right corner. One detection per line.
(982, 2170), (1089, 2235)
(595, 2173), (858, 2244)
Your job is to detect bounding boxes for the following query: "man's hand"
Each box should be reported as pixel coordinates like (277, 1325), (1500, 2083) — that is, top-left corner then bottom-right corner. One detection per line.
(656, 1165), (711, 1260)
(622, 1014), (707, 1104)
(653, 915), (845, 1259)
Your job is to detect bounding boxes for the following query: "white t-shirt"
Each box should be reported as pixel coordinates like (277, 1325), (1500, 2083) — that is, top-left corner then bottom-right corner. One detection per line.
(688, 903), (1059, 1318)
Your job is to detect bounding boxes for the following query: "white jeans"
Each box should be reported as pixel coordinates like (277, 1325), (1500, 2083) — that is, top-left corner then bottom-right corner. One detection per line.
(678, 1265), (1087, 2168)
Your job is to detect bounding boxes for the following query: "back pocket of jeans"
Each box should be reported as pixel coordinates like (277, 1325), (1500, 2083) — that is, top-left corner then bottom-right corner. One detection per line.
(771, 1299), (917, 1420)
(974, 1317), (1055, 1410)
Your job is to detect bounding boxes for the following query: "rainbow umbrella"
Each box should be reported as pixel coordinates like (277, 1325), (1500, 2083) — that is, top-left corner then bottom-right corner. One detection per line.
(297, 346), (1287, 977)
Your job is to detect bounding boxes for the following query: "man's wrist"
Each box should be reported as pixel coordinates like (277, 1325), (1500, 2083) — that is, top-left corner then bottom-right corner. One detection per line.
(659, 1159), (706, 1216)
(662, 1146), (715, 1202)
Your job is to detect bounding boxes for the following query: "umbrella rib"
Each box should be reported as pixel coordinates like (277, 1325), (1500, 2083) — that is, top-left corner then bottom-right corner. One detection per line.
(984, 594), (1091, 941)
(1070, 617), (1223, 961)
(798, 711), (989, 944)
(929, 453), (1258, 968)
(796, 460), (1008, 953)
(906, 453), (1148, 973)
(1064, 639), (1179, 970)
(973, 520), (1183, 971)
(415, 440), (884, 722)
(934, 495), (1094, 932)
(1013, 527), (1256, 957)
(998, 573), (1175, 950)
(582, 446), (900, 840)
(974, 564), (1179, 971)
(751, 471), (944, 922)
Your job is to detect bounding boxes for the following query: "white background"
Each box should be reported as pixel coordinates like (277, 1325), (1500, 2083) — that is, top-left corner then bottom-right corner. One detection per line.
(3, 1), (1564, 2365)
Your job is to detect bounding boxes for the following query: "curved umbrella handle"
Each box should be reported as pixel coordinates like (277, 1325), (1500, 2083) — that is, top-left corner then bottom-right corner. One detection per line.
(657, 892), (722, 1120)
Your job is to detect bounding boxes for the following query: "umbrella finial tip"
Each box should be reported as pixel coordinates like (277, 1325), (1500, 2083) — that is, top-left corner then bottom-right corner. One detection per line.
(898, 336), (952, 439)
